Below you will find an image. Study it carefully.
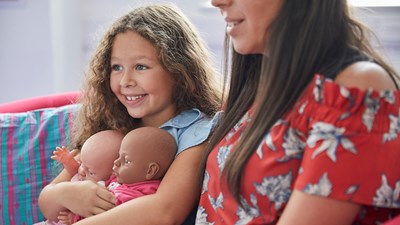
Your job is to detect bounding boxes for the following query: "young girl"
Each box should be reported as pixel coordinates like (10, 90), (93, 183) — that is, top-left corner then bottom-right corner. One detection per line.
(38, 4), (221, 225)
(197, 0), (400, 225)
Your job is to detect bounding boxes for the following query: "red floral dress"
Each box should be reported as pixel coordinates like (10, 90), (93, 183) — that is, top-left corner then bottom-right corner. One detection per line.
(197, 74), (400, 225)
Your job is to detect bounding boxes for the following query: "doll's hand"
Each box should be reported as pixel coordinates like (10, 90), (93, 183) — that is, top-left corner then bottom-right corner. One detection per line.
(51, 146), (80, 175)
(51, 146), (76, 164)
(57, 210), (74, 225)
(63, 181), (116, 217)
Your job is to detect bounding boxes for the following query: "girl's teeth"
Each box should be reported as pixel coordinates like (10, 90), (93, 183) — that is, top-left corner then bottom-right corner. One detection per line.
(126, 95), (144, 101)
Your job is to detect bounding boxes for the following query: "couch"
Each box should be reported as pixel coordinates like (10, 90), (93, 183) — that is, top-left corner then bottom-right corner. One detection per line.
(0, 92), (398, 225)
(0, 92), (80, 225)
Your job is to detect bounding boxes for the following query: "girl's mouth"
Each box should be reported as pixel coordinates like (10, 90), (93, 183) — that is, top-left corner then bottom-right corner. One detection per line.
(125, 94), (146, 101)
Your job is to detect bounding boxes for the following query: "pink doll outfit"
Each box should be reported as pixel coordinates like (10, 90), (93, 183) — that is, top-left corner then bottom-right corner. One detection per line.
(107, 175), (160, 205)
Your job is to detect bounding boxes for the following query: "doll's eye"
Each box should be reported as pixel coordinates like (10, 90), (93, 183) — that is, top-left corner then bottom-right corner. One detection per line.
(88, 171), (95, 176)
(124, 159), (131, 164)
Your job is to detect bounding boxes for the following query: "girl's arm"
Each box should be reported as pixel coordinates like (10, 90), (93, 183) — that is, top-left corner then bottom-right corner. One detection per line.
(38, 156), (116, 221)
(73, 143), (206, 225)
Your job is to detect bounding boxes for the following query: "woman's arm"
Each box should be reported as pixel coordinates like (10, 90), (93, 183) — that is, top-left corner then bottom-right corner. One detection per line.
(278, 61), (396, 225)
(278, 190), (361, 225)
(73, 143), (206, 225)
(335, 61), (398, 91)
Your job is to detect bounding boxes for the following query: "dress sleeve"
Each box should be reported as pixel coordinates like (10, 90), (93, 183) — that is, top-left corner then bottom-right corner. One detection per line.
(293, 75), (400, 208)
(160, 109), (222, 155)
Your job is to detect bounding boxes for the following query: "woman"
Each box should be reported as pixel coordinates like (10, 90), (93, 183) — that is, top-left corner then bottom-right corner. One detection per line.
(197, 0), (400, 224)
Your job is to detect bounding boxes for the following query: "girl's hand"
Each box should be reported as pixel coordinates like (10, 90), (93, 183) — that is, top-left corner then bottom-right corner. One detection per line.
(62, 181), (116, 217)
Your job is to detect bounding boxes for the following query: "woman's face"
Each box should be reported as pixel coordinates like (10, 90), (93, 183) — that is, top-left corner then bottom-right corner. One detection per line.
(110, 31), (176, 127)
(211, 0), (283, 55)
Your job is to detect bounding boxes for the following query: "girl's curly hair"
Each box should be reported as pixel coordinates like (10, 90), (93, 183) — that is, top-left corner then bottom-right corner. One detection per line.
(72, 4), (221, 150)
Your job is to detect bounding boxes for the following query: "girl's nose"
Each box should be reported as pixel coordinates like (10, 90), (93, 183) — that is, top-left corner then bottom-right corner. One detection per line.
(119, 70), (137, 87)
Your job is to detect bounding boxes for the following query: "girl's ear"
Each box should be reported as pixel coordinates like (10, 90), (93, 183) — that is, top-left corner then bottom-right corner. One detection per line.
(145, 162), (160, 180)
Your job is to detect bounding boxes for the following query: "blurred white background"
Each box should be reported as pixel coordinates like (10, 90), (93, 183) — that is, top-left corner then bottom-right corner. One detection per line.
(0, 0), (399, 103)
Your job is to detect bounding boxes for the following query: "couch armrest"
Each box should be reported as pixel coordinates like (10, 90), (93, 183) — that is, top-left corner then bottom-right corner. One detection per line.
(0, 91), (81, 113)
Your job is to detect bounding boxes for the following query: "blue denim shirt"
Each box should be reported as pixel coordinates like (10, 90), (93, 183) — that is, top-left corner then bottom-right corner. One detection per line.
(160, 108), (219, 155)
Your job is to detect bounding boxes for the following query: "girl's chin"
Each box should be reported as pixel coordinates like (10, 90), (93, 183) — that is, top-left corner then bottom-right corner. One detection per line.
(127, 110), (143, 119)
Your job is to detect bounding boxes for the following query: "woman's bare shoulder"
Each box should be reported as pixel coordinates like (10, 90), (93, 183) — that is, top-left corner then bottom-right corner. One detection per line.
(334, 61), (397, 91)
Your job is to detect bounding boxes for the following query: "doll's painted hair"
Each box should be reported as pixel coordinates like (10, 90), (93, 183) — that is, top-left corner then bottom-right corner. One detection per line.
(73, 4), (221, 149)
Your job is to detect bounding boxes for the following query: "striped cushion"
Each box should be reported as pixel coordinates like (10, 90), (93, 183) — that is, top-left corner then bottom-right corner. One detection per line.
(0, 104), (79, 225)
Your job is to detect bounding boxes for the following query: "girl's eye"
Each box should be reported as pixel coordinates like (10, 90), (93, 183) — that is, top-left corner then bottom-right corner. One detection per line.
(88, 171), (95, 176)
(135, 64), (148, 71)
(111, 64), (123, 71)
(124, 159), (131, 165)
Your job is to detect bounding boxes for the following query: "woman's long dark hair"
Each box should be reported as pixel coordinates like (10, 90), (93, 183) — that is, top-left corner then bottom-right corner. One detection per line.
(205, 0), (399, 205)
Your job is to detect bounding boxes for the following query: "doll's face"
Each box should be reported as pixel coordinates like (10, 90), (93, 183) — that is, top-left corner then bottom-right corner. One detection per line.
(77, 130), (123, 182)
(112, 147), (150, 184)
(112, 128), (175, 184)
(77, 153), (111, 182)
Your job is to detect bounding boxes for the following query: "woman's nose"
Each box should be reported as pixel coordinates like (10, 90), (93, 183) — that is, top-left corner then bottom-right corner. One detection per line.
(211, 0), (228, 7)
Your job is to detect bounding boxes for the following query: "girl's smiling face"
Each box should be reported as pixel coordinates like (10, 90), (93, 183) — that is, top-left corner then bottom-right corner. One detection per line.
(110, 31), (176, 127)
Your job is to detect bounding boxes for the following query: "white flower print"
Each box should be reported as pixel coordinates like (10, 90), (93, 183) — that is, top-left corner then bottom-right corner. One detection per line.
(345, 185), (359, 196)
(380, 90), (395, 104)
(337, 86), (355, 120)
(235, 194), (260, 225)
(298, 101), (308, 115)
(227, 112), (250, 141)
(217, 145), (231, 171)
(373, 174), (400, 208)
(202, 171), (210, 194)
(339, 85), (351, 98)
(196, 206), (215, 225)
(278, 127), (305, 162)
(313, 76), (324, 103)
(257, 119), (286, 158)
(362, 91), (380, 132)
(254, 171), (292, 210)
(303, 172), (332, 197)
(308, 122), (357, 162)
(257, 132), (275, 159)
(383, 113), (400, 143)
(209, 193), (224, 211)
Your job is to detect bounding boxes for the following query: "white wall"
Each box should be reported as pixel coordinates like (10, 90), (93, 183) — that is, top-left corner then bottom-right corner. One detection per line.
(0, 0), (54, 103)
(0, 0), (225, 104)
(0, 1), (399, 104)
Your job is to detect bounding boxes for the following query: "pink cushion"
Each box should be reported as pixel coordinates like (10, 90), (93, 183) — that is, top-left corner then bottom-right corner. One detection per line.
(0, 91), (81, 113)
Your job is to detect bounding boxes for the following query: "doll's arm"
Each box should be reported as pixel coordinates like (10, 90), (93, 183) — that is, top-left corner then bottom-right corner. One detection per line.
(51, 146), (80, 175)
(57, 210), (75, 225)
